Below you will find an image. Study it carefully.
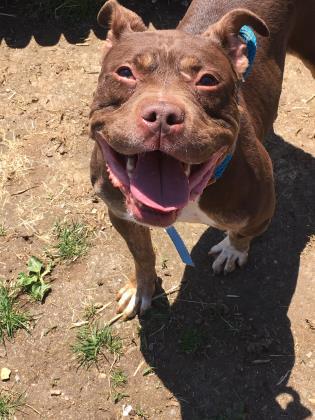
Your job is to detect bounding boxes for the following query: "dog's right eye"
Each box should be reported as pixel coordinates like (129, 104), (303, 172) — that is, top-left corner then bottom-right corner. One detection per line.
(116, 66), (135, 79)
(197, 74), (219, 87)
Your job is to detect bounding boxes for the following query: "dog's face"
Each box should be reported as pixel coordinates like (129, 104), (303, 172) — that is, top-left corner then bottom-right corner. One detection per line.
(90, 0), (268, 227)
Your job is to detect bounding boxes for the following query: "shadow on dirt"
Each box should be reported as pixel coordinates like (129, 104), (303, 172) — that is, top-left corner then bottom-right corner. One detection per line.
(139, 133), (314, 419)
(0, 0), (188, 48)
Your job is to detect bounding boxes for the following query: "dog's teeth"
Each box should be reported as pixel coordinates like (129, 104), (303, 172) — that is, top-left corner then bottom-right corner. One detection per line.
(127, 156), (136, 178)
(184, 164), (191, 177)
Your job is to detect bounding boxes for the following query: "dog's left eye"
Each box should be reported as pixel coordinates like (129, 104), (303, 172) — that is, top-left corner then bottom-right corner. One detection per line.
(197, 74), (218, 87)
(116, 66), (135, 79)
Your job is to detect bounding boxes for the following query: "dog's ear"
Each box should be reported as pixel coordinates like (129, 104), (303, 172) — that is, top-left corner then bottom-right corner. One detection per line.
(98, 0), (147, 40)
(203, 8), (269, 77)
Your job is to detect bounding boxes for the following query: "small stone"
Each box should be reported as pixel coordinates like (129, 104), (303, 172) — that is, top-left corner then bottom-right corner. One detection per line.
(306, 351), (312, 358)
(1, 367), (11, 381)
(50, 389), (62, 396)
(99, 373), (106, 379)
(122, 404), (133, 416)
(308, 398), (315, 405)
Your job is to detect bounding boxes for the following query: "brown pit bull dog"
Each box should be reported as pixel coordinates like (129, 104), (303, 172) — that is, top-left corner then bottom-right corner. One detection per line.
(89, 0), (315, 319)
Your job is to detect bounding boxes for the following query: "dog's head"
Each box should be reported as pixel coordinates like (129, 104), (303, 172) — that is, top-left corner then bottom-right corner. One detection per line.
(90, 0), (268, 227)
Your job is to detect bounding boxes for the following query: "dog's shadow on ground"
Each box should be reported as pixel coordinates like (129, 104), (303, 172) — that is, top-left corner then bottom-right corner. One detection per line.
(0, 0), (187, 48)
(140, 133), (314, 419)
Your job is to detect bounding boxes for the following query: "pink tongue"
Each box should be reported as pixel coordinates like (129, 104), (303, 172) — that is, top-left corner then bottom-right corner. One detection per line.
(130, 151), (189, 212)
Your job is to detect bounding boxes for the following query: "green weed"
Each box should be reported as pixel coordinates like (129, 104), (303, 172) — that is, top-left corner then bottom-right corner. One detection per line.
(110, 369), (127, 388)
(54, 221), (89, 261)
(17, 256), (52, 302)
(72, 324), (122, 367)
(83, 303), (97, 321)
(0, 224), (6, 237)
(143, 366), (155, 376)
(135, 406), (148, 418)
(112, 392), (129, 404)
(0, 391), (25, 419)
(0, 284), (29, 340)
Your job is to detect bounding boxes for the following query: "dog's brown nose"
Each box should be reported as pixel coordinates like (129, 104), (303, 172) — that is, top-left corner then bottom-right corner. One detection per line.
(140, 102), (185, 134)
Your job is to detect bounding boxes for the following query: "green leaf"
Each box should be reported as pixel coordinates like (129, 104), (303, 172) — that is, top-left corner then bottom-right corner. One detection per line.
(143, 367), (155, 376)
(17, 273), (38, 287)
(40, 263), (52, 280)
(112, 392), (128, 404)
(30, 283), (51, 302)
(28, 256), (43, 275)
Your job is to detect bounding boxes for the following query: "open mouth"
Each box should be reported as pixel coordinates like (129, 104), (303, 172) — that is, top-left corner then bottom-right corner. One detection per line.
(96, 139), (226, 227)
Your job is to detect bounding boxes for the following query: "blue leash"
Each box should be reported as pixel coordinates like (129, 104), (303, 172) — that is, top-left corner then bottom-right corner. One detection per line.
(164, 153), (232, 267)
(165, 26), (256, 266)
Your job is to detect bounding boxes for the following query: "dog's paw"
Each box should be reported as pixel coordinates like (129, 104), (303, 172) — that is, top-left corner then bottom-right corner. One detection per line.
(209, 236), (248, 275)
(116, 281), (155, 320)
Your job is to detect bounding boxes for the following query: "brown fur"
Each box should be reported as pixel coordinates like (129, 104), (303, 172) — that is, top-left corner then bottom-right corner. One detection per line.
(89, 0), (315, 318)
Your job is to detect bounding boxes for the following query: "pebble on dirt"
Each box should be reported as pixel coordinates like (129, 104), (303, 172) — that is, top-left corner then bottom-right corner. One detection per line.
(0, 367), (11, 381)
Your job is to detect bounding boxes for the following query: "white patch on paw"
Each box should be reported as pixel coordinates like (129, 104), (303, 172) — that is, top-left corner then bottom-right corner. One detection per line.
(209, 236), (248, 275)
(116, 284), (153, 319)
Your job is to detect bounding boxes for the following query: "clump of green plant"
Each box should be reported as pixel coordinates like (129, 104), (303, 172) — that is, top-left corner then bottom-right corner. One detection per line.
(143, 366), (155, 376)
(112, 391), (129, 404)
(17, 256), (52, 302)
(0, 391), (25, 419)
(110, 369), (128, 403)
(111, 369), (127, 388)
(0, 224), (6, 237)
(83, 303), (97, 321)
(179, 328), (203, 354)
(135, 406), (148, 418)
(54, 221), (89, 261)
(72, 324), (122, 367)
(0, 284), (29, 340)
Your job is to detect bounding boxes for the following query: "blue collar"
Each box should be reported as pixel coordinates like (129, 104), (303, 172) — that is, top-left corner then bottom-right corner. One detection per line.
(239, 25), (257, 79)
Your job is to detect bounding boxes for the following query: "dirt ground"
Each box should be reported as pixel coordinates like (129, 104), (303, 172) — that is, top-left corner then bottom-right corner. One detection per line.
(0, 3), (314, 420)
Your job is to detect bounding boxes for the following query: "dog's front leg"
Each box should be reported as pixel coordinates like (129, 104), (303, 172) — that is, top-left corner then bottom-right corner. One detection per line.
(209, 219), (271, 275)
(209, 231), (251, 275)
(109, 210), (157, 319)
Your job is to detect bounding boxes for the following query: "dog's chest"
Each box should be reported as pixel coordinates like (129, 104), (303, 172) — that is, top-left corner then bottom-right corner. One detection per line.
(178, 201), (220, 227)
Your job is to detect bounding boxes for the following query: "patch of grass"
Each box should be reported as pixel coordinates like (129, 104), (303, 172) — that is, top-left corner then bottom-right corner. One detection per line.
(112, 391), (129, 404)
(135, 406), (148, 418)
(0, 284), (29, 340)
(54, 221), (89, 261)
(0, 391), (25, 419)
(110, 369), (127, 388)
(17, 256), (52, 302)
(143, 366), (155, 376)
(83, 303), (97, 321)
(72, 324), (122, 367)
(179, 328), (203, 354)
(0, 224), (6, 237)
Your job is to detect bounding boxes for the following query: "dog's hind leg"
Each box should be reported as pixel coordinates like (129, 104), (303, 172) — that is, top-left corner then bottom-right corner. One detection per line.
(108, 210), (157, 319)
(288, 0), (315, 78)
